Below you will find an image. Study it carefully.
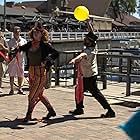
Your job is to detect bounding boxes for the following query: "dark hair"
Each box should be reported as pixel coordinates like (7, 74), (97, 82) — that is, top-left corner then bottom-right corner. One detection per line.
(85, 31), (98, 42)
(13, 26), (21, 32)
(28, 21), (49, 42)
(28, 28), (49, 42)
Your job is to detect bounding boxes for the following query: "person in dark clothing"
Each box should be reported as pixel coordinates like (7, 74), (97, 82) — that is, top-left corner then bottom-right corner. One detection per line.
(15, 22), (59, 121)
(69, 19), (115, 118)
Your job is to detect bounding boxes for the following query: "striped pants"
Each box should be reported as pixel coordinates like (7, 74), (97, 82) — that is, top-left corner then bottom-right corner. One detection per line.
(26, 66), (53, 117)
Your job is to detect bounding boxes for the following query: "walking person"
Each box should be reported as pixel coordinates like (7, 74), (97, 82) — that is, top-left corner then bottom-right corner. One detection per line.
(0, 32), (9, 91)
(69, 19), (115, 118)
(8, 26), (27, 95)
(14, 22), (59, 121)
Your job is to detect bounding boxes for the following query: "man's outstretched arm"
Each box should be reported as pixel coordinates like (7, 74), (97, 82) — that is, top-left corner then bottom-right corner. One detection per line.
(86, 18), (94, 32)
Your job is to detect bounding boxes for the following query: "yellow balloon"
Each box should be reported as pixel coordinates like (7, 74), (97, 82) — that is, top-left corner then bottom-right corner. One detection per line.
(74, 6), (89, 21)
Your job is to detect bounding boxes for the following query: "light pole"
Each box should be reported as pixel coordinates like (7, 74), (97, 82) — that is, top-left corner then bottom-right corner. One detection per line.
(3, 0), (6, 31)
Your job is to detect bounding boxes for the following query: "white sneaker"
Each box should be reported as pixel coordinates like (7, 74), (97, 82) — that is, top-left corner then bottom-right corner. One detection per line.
(17, 89), (26, 95)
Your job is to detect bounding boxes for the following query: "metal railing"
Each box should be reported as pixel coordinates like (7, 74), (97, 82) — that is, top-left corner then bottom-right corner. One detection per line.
(98, 49), (140, 96)
(53, 49), (140, 96)
(4, 31), (140, 41)
(54, 51), (80, 86)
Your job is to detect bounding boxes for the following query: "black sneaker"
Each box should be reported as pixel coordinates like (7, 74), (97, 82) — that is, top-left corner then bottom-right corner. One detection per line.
(101, 109), (116, 118)
(69, 108), (84, 115)
(42, 109), (56, 120)
(9, 90), (14, 95)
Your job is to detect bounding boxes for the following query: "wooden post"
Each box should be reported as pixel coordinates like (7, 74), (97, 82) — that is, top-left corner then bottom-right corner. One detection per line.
(55, 56), (60, 86)
(126, 57), (131, 96)
(118, 51), (122, 82)
(101, 55), (107, 89)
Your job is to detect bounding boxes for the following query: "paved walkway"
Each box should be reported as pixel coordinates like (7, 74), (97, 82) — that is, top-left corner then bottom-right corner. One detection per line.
(0, 78), (140, 140)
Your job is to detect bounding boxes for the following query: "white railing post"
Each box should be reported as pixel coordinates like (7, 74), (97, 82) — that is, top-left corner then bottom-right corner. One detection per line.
(60, 32), (63, 40)
(67, 32), (70, 40)
(49, 32), (53, 41)
(3, 31), (140, 41)
(75, 32), (77, 40)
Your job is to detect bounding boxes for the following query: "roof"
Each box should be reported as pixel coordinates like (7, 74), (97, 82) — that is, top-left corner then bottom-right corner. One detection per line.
(67, 0), (112, 16)
(90, 15), (113, 22)
(116, 14), (140, 25)
(16, 0), (112, 17)
(9, 18), (23, 23)
(0, 18), (22, 23)
(19, 1), (44, 8)
(0, 5), (38, 17)
(10, 0), (112, 17)
(112, 21), (125, 26)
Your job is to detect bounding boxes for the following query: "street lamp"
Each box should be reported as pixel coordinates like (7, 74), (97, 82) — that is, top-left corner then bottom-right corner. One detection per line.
(3, 0), (6, 31)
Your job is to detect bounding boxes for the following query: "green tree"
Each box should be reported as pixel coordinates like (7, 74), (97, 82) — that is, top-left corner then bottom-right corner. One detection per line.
(109, 0), (137, 21)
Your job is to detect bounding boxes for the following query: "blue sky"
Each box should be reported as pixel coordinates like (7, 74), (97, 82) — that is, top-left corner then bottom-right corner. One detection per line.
(134, 0), (139, 18)
(133, 13), (139, 18)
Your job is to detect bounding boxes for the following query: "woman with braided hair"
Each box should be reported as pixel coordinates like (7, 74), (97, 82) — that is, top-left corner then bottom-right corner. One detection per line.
(16, 21), (59, 121)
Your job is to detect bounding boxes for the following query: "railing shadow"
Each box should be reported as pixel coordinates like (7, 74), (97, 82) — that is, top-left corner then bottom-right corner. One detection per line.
(0, 93), (14, 97)
(0, 115), (106, 129)
(131, 90), (140, 96)
(112, 101), (140, 108)
(105, 94), (140, 102)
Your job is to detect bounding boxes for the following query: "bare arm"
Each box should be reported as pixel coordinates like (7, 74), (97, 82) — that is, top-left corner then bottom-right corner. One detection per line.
(86, 18), (94, 32)
(69, 53), (87, 64)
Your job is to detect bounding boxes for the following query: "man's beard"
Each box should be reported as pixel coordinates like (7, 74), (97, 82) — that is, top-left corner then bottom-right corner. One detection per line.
(84, 42), (94, 47)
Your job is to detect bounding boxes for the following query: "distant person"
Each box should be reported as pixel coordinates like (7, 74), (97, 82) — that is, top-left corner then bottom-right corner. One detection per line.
(69, 18), (115, 118)
(8, 26), (27, 95)
(0, 32), (9, 91)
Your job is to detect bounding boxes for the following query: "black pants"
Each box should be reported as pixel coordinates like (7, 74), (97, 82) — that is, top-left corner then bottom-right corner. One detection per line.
(76, 76), (111, 110)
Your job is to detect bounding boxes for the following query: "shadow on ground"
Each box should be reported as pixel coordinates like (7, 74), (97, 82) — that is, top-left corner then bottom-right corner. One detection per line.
(41, 114), (104, 127)
(22, 87), (29, 91)
(0, 114), (112, 129)
(0, 93), (13, 97)
(112, 101), (140, 108)
(131, 90), (140, 96)
(0, 118), (38, 129)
